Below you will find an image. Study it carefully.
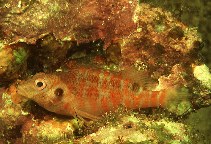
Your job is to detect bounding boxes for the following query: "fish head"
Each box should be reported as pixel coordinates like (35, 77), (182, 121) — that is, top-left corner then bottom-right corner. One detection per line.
(17, 72), (75, 115)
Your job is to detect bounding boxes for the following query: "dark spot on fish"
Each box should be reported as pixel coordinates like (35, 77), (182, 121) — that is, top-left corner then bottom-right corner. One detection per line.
(36, 82), (43, 87)
(54, 88), (64, 97)
(168, 26), (184, 40)
(132, 82), (140, 92)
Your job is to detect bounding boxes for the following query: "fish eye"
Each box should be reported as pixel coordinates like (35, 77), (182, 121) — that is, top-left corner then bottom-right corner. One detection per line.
(54, 88), (64, 97)
(35, 79), (47, 90)
(37, 82), (43, 87)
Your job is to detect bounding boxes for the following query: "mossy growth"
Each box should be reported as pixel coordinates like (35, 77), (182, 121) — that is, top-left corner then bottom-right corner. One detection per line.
(13, 47), (28, 64)
(150, 123), (174, 143)
(155, 24), (166, 33)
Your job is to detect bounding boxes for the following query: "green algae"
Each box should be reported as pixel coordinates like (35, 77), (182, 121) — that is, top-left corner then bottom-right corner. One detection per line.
(155, 23), (166, 33)
(150, 123), (174, 143)
(1, 93), (13, 106)
(13, 47), (28, 64)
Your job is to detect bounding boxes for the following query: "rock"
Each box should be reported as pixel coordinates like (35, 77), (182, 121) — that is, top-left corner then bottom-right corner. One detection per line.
(193, 64), (211, 90)
(79, 115), (193, 143)
(20, 118), (81, 144)
(0, 42), (28, 84)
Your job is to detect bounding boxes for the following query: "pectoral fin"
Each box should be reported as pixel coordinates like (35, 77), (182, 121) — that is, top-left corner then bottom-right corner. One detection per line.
(75, 109), (101, 121)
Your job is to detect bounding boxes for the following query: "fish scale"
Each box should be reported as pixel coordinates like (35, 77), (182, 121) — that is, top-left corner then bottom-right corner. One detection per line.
(16, 62), (187, 120)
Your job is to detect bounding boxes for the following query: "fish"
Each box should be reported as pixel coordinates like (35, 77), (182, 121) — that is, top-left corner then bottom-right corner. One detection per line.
(16, 62), (188, 120)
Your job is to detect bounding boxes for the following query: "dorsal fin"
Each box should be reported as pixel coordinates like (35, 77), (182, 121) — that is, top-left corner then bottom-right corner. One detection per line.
(121, 66), (155, 90)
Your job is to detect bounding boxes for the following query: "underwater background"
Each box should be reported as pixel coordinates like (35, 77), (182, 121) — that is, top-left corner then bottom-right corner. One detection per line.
(0, 0), (210, 143)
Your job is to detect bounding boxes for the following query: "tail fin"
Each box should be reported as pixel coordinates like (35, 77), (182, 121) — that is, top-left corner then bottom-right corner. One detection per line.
(165, 87), (192, 115)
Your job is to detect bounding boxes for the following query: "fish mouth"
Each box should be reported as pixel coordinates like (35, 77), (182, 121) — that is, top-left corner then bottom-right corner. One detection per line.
(17, 86), (27, 97)
(16, 84), (32, 99)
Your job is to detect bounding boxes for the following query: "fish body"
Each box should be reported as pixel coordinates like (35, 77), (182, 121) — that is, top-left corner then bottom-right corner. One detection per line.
(17, 62), (183, 120)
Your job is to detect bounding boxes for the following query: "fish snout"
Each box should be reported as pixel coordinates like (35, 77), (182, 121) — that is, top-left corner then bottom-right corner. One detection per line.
(16, 80), (33, 98)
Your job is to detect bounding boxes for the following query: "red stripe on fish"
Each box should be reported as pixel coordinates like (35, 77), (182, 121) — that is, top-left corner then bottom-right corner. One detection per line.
(132, 94), (141, 108)
(86, 68), (100, 84)
(121, 81), (130, 94)
(75, 84), (85, 110)
(76, 68), (87, 83)
(86, 86), (99, 113)
(123, 94), (132, 109)
(109, 74), (122, 89)
(109, 91), (122, 109)
(149, 91), (160, 107)
(158, 90), (167, 107)
(101, 79), (107, 90)
(138, 91), (150, 108)
(101, 96), (110, 112)
(101, 71), (111, 90)
(121, 81), (132, 108)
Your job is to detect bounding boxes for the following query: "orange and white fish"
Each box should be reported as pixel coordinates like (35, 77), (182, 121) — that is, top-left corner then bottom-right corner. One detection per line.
(16, 62), (188, 120)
